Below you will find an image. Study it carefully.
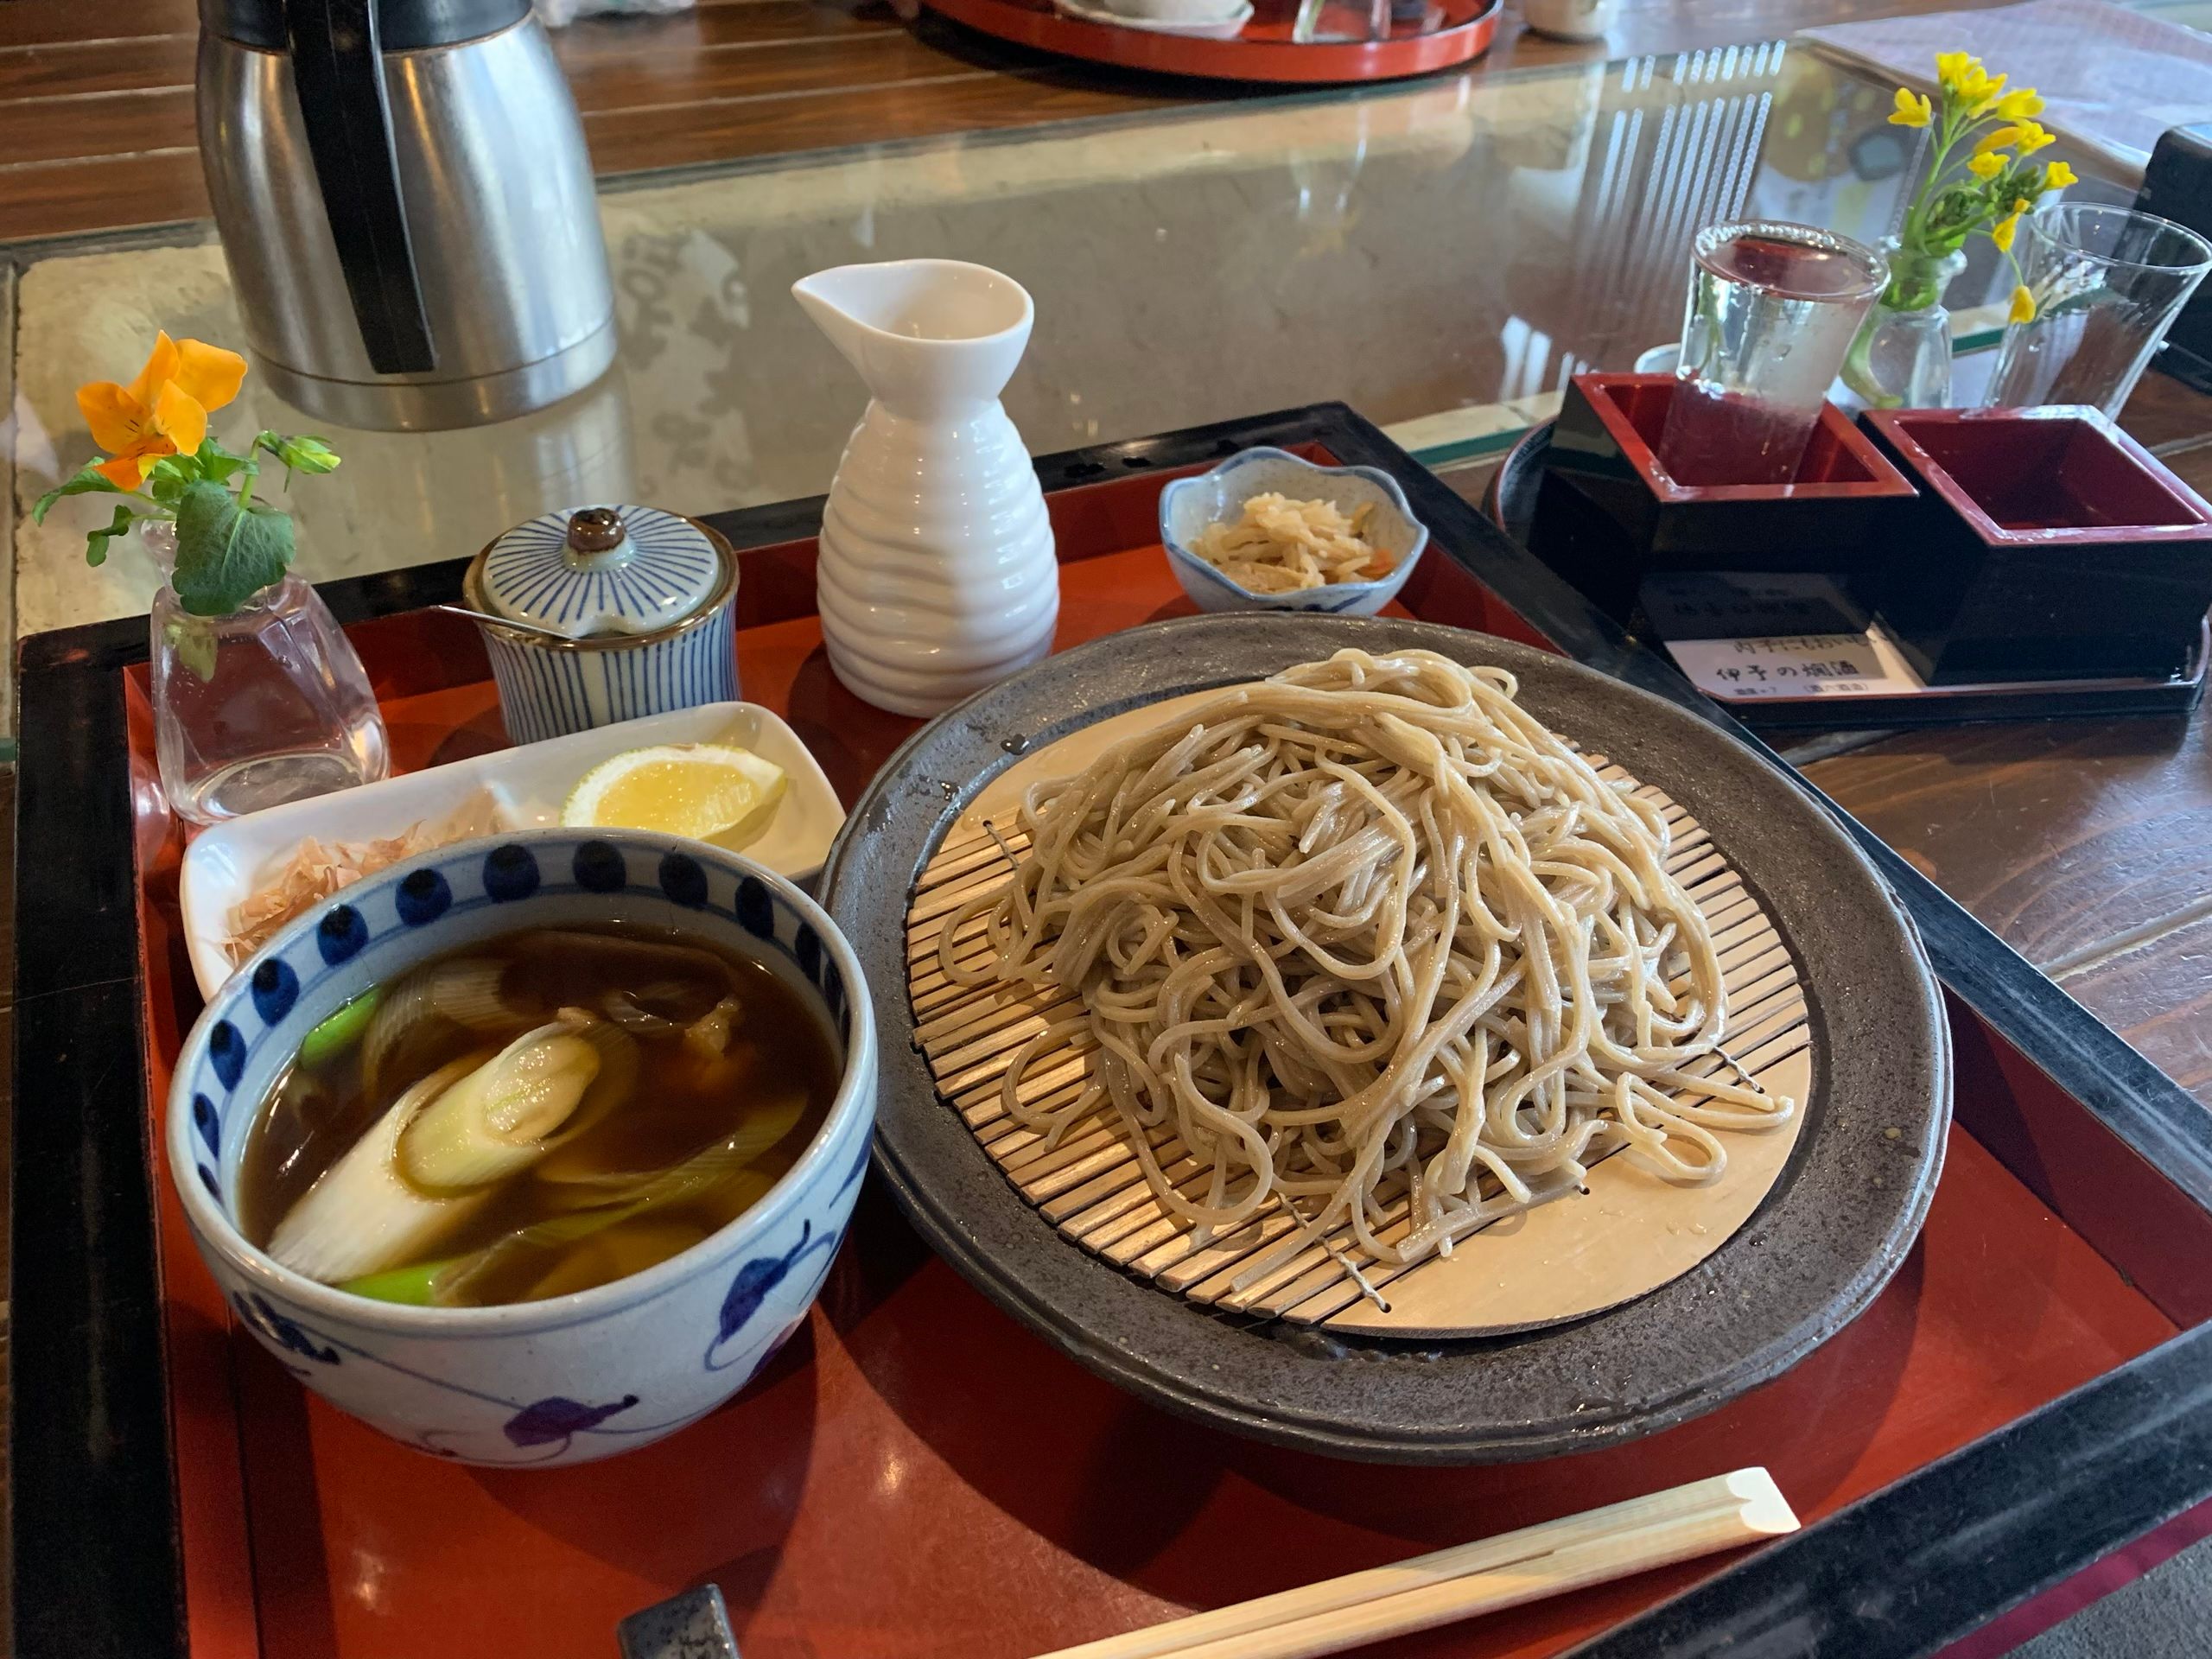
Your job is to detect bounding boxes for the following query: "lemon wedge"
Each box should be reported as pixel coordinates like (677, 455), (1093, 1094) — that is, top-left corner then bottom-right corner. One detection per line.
(562, 744), (789, 849)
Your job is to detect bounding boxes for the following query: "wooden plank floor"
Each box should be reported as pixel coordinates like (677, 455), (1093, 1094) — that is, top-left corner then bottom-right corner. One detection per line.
(0, 0), (2068, 244)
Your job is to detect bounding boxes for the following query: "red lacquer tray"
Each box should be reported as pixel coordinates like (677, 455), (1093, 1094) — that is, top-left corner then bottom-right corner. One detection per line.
(921, 0), (1497, 84)
(32, 409), (2212, 1659)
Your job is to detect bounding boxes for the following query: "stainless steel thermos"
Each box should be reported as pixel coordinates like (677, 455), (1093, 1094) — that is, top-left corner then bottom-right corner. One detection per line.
(197, 0), (616, 431)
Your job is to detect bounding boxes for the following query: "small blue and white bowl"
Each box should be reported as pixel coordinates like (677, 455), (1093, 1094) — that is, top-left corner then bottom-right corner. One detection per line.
(1160, 447), (1430, 615)
(167, 830), (875, 1467)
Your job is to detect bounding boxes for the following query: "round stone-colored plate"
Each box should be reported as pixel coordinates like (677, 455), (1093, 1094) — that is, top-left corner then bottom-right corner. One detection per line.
(821, 613), (1949, 1464)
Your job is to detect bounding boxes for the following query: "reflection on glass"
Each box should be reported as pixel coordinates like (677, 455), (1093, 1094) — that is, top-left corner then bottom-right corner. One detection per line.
(1658, 220), (1885, 486)
(277, 372), (636, 583)
(7, 48), (1962, 645)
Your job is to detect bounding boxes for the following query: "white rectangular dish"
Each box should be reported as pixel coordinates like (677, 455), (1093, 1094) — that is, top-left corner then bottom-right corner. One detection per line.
(178, 702), (845, 999)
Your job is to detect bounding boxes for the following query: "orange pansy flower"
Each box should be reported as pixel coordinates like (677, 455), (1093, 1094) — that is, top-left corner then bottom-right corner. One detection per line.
(77, 333), (247, 489)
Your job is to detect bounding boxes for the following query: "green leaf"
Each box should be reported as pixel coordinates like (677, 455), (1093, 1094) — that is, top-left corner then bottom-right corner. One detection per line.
(163, 613), (219, 683)
(30, 465), (124, 523)
(143, 452), (204, 507)
(84, 503), (137, 568)
(171, 480), (295, 616)
(195, 437), (252, 486)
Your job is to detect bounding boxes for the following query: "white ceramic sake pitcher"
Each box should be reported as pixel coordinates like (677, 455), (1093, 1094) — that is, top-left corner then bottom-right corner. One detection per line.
(794, 260), (1060, 715)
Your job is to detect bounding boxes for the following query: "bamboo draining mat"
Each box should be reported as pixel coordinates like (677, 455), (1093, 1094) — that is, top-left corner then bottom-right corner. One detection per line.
(903, 691), (1811, 1339)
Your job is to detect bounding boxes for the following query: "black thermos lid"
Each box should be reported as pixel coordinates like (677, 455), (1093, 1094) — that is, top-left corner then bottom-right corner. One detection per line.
(200, 0), (529, 51)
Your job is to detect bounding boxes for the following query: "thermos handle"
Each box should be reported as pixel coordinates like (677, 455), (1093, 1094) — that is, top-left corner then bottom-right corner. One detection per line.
(285, 0), (438, 375)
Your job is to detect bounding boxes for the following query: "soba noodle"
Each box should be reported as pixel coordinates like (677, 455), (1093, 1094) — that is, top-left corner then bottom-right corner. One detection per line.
(938, 648), (1795, 1277)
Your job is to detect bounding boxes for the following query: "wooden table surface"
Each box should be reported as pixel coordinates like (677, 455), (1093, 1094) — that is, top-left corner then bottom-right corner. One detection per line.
(0, 0), (2107, 244)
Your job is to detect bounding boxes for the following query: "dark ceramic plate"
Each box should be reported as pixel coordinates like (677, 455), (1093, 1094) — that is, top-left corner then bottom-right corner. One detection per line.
(820, 614), (1949, 1463)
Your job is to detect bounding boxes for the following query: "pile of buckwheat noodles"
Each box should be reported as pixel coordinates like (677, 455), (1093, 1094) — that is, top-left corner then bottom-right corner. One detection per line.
(939, 648), (1795, 1279)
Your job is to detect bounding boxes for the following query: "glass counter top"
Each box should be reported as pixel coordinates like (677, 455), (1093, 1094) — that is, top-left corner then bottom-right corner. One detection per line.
(1, 38), (2139, 695)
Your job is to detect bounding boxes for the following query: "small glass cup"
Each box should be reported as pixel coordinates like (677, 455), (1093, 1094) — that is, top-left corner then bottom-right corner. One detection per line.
(1657, 220), (1888, 487)
(1986, 204), (2212, 416)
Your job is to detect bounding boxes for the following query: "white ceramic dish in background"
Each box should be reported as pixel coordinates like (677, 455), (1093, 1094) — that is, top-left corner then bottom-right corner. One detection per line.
(179, 702), (845, 1000)
(1159, 446), (1431, 616)
(1522, 0), (1618, 41)
(1055, 0), (1252, 35)
(169, 830), (876, 1466)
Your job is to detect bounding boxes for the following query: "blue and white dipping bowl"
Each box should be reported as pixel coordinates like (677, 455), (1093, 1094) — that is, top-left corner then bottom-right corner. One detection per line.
(167, 830), (876, 1467)
(463, 512), (741, 747)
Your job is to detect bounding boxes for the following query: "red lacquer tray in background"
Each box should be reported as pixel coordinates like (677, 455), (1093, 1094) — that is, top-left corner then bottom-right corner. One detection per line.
(117, 447), (2212, 1659)
(922, 0), (1497, 83)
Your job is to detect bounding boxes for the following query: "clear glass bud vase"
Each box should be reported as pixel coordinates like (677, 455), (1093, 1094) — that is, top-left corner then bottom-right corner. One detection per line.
(143, 522), (390, 826)
(1839, 239), (1967, 411)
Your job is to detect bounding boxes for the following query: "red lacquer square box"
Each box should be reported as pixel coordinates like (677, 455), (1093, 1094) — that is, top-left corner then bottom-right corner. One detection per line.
(1859, 406), (2212, 683)
(1530, 373), (1918, 620)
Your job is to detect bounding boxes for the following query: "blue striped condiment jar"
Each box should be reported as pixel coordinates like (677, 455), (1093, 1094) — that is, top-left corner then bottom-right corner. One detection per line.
(463, 505), (740, 746)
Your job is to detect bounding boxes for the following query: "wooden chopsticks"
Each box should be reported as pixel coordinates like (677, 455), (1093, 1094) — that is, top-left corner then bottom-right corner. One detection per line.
(1031, 1468), (1797, 1659)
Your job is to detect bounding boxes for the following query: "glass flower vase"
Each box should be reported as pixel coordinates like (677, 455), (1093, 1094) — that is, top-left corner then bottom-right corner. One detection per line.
(143, 522), (390, 826)
(1840, 240), (1967, 411)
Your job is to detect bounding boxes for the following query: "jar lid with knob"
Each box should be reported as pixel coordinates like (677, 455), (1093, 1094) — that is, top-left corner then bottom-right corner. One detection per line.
(469, 505), (734, 642)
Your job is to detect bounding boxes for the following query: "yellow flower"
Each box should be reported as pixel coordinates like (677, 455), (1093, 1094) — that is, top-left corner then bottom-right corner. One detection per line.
(2044, 159), (2078, 192)
(1976, 119), (2056, 160)
(1890, 87), (1933, 128)
(2010, 284), (2037, 324)
(76, 333), (248, 490)
(1993, 86), (2044, 121)
(1934, 47), (2005, 110)
(1992, 210), (2022, 252)
(1968, 150), (2007, 179)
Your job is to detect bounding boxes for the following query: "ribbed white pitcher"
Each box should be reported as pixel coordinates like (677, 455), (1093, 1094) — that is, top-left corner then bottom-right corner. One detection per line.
(794, 260), (1060, 716)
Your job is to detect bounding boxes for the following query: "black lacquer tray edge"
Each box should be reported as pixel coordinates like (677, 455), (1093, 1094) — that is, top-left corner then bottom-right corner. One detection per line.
(15, 401), (2212, 1659)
